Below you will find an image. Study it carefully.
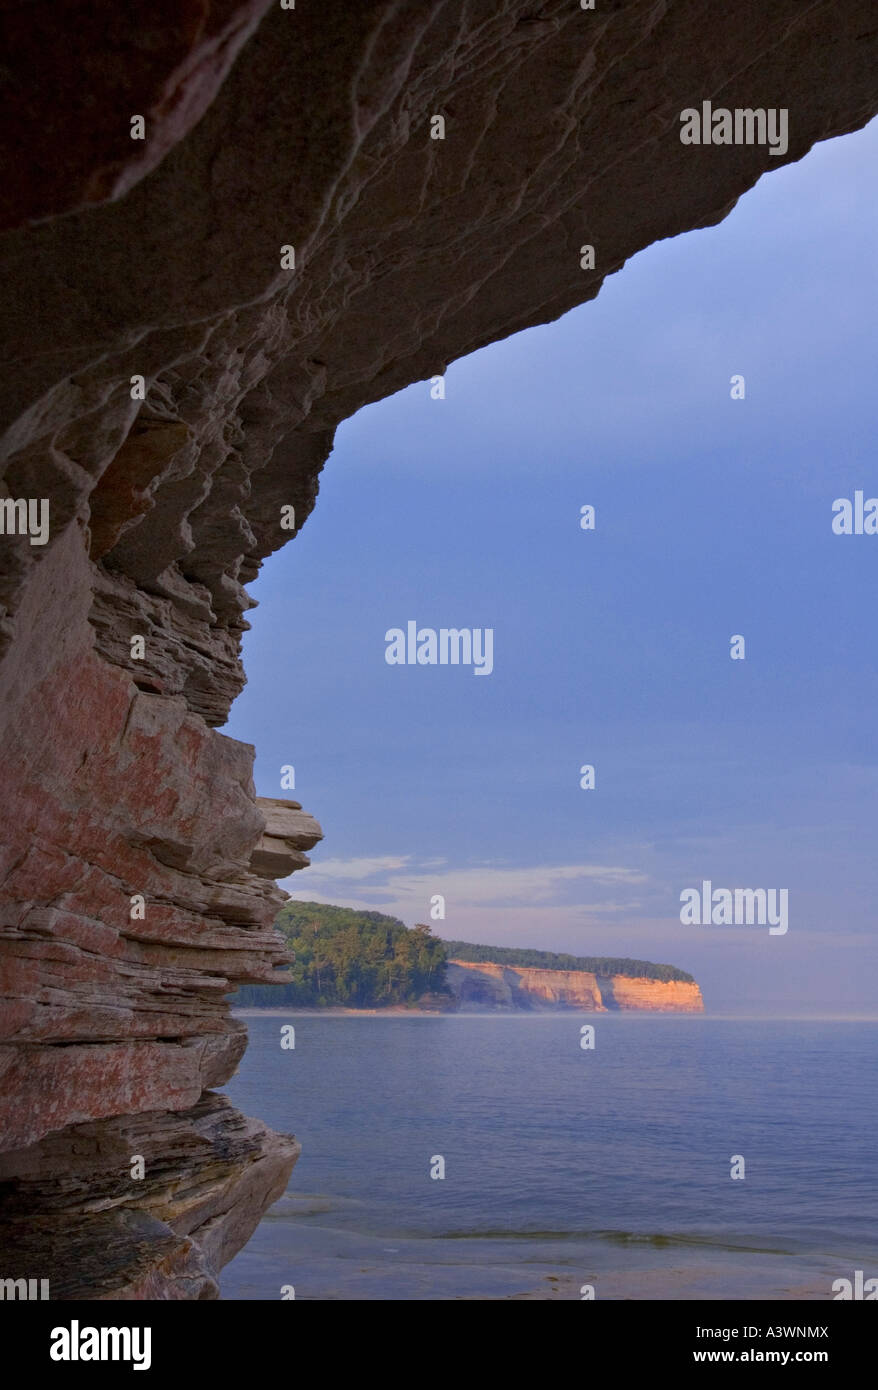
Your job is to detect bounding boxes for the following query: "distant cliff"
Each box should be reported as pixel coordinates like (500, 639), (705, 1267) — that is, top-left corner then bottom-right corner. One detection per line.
(598, 974), (704, 1013)
(233, 907), (704, 1014)
(446, 961), (704, 1014)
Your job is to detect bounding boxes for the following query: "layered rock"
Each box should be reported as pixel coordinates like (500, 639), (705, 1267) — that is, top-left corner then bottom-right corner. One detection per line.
(599, 974), (704, 1013)
(0, 1094), (298, 1299)
(0, 524), (321, 1292)
(448, 960), (607, 1011)
(447, 961), (703, 1012)
(0, 0), (875, 1297)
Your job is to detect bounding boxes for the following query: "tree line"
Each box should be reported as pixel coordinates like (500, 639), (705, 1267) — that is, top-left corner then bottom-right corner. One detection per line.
(233, 901), (449, 1007)
(443, 940), (694, 983)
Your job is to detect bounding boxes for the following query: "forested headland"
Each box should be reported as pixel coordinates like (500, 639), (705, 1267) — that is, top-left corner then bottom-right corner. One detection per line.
(232, 902), (694, 1008)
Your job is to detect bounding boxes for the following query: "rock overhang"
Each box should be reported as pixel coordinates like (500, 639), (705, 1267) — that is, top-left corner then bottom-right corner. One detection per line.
(0, 0), (875, 1297)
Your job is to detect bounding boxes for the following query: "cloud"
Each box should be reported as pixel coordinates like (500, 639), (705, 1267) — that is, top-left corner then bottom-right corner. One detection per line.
(289, 855), (412, 882)
(379, 863), (645, 906)
(282, 856), (647, 911)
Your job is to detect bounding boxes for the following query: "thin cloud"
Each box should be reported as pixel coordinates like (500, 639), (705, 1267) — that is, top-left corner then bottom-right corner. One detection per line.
(284, 856), (647, 909)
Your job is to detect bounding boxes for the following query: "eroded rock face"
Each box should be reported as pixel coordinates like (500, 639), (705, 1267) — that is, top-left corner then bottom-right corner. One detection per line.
(0, 525), (319, 1293)
(599, 975), (704, 1013)
(448, 960), (607, 1011)
(447, 961), (704, 1012)
(0, 0), (875, 1297)
(0, 1094), (298, 1299)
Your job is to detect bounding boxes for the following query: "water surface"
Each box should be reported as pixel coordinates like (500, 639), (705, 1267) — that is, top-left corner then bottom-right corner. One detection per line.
(221, 1015), (878, 1300)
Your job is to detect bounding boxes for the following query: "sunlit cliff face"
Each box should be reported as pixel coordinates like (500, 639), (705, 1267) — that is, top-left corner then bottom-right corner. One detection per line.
(446, 962), (703, 1013)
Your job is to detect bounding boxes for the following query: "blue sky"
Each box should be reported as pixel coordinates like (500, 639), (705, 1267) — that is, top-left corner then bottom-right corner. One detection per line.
(225, 118), (878, 1015)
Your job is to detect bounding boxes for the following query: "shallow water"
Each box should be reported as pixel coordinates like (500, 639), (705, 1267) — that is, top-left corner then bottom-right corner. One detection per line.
(220, 1015), (878, 1300)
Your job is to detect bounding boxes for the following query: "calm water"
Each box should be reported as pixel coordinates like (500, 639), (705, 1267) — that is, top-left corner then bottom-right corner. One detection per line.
(221, 1015), (878, 1300)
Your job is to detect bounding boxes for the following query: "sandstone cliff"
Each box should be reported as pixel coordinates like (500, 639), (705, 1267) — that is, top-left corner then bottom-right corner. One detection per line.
(0, 2), (874, 1297)
(599, 974), (704, 1013)
(447, 961), (703, 1013)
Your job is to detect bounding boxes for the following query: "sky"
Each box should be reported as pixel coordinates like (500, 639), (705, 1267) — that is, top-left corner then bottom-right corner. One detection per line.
(225, 117), (878, 1016)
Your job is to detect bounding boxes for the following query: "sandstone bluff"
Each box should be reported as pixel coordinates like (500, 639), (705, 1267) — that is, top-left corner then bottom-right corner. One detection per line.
(1, 1), (875, 1298)
(446, 962), (703, 1013)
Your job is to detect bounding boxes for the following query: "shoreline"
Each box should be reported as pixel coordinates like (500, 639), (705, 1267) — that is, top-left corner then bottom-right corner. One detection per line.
(233, 1005), (452, 1016)
(232, 1008), (878, 1020)
(231, 1005), (707, 1017)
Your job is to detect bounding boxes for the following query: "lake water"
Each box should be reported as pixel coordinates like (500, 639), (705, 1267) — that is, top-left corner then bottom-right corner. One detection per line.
(220, 1014), (878, 1300)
